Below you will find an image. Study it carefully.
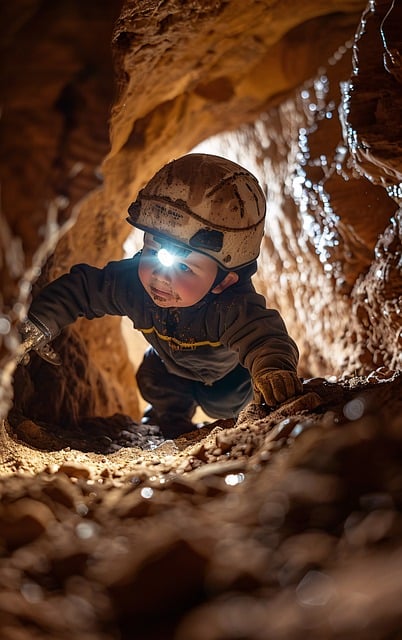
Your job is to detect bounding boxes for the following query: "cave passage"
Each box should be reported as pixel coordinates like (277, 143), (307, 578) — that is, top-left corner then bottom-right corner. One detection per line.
(1, 1), (402, 637)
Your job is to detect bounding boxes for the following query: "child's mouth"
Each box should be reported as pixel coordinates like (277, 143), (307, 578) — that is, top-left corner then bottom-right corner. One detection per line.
(149, 284), (182, 304)
(150, 286), (173, 301)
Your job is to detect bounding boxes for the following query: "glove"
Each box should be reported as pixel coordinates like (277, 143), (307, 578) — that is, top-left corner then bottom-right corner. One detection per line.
(253, 369), (303, 407)
(18, 318), (61, 366)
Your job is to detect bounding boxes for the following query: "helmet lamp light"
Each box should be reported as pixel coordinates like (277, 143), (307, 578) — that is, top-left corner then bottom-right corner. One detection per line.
(157, 247), (176, 267)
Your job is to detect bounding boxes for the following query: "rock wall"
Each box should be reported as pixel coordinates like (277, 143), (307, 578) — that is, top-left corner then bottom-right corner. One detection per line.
(1, 0), (401, 426)
(194, 7), (401, 376)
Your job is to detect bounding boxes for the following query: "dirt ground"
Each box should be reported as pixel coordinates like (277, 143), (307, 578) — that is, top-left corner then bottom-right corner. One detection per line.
(1, 371), (402, 639)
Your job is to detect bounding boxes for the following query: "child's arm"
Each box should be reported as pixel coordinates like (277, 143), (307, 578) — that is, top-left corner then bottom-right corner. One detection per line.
(19, 259), (135, 363)
(243, 317), (303, 407)
(218, 292), (302, 407)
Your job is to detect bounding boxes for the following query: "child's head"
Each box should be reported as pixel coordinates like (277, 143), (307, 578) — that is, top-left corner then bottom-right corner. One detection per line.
(128, 154), (266, 268)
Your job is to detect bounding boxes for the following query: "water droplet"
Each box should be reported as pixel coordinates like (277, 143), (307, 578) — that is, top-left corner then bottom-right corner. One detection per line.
(76, 521), (97, 539)
(296, 570), (336, 606)
(343, 397), (366, 420)
(141, 486), (154, 499)
(224, 473), (245, 487)
(0, 317), (11, 334)
(291, 424), (304, 437)
(76, 503), (88, 517)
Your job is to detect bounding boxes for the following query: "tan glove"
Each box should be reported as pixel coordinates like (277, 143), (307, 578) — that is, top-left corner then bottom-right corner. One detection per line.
(253, 369), (303, 407)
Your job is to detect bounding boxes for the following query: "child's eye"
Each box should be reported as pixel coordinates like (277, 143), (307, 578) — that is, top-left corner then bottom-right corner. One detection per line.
(178, 262), (192, 273)
(144, 247), (158, 257)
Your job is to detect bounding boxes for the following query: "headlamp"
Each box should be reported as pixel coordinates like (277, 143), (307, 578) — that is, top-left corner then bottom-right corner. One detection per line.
(157, 247), (176, 267)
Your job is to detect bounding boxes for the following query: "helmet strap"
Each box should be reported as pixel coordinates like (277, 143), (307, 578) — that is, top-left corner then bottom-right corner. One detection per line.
(210, 267), (227, 291)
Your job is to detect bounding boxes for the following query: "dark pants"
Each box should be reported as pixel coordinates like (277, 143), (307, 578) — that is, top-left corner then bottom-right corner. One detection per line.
(136, 347), (253, 421)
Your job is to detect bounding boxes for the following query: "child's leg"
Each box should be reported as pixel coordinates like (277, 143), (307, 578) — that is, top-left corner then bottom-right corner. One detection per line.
(194, 363), (253, 420)
(136, 347), (197, 425)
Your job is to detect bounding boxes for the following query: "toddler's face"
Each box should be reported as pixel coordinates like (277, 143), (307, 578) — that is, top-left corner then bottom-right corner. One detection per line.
(138, 233), (218, 307)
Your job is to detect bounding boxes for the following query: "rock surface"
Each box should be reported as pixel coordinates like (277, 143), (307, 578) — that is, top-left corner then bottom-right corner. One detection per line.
(2, 372), (402, 638)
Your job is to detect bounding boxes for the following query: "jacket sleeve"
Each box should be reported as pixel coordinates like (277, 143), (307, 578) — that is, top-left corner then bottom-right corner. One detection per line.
(216, 289), (299, 377)
(28, 260), (133, 339)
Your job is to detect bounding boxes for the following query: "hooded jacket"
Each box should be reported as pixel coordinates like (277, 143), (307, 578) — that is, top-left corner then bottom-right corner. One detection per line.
(29, 252), (299, 385)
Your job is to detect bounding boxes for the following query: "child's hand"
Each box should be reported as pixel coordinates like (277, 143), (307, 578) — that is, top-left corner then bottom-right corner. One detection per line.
(18, 319), (61, 366)
(253, 370), (303, 407)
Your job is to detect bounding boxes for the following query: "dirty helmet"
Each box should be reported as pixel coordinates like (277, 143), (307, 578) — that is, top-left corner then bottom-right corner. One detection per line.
(127, 153), (266, 270)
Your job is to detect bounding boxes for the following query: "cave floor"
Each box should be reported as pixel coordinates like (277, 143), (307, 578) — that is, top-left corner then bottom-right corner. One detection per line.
(1, 372), (402, 639)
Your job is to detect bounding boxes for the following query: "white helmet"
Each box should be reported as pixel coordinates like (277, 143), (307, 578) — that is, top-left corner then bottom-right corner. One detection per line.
(127, 153), (266, 269)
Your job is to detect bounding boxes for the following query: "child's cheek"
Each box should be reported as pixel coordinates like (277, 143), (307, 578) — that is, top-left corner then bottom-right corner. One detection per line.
(138, 260), (151, 287)
(174, 274), (205, 299)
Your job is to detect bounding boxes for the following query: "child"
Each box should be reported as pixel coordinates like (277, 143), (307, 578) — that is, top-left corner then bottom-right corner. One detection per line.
(19, 153), (302, 438)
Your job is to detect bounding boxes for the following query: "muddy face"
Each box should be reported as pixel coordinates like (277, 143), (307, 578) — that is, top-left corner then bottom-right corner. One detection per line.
(138, 233), (218, 307)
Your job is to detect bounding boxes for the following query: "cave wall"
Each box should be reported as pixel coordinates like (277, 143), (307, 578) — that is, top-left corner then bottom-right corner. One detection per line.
(193, 6), (401, 376)
(0, 0), (139, 422)
(1, 0), (401, 426)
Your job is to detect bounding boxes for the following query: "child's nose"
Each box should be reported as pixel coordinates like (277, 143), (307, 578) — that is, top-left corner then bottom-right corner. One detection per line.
(152, 263), (172, 280)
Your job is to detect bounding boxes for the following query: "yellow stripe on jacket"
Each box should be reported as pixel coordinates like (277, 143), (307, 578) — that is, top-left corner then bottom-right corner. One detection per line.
(139, 326), (222, 350)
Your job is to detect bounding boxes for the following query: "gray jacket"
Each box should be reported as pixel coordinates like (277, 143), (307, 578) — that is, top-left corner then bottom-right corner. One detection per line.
(29, 253), (299, 385)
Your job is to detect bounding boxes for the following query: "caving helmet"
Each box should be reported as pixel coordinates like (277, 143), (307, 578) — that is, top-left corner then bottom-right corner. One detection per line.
(127, 153), (266, 270)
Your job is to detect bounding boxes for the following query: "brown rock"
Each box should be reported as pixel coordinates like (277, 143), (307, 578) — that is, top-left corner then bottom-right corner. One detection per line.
(0, 499), (55, 549)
